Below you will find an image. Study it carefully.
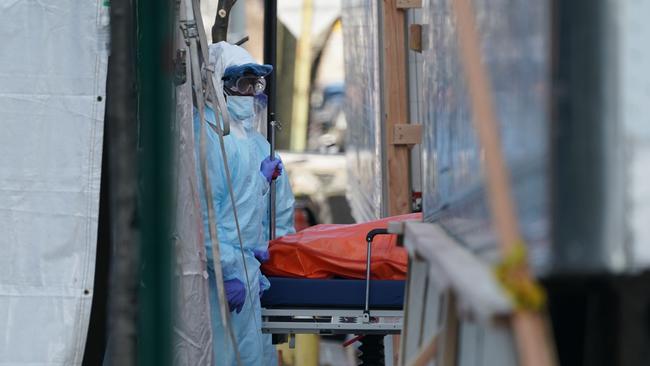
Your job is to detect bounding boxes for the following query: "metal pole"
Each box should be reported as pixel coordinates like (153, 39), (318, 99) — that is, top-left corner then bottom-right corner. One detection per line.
(106, 0), (138, 364)
(137, 0), (173, 364)
(264, 0), (278, 240)
(270, 114), (277, 240)
(364, 239), (372, 314)
(363, 229), (389, 319)
(264, 0), (277, 123)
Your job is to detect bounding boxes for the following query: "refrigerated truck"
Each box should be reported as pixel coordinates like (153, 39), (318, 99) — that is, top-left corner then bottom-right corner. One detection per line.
(340, 1), (650, 365)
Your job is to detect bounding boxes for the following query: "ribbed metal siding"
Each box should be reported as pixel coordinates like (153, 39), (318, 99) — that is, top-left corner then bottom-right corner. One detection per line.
(421, 0), (551, 272)
(341, 0), (385, 222)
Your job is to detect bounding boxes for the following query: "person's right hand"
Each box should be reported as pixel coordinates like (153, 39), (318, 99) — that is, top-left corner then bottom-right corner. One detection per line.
(224, 278), (246, 313)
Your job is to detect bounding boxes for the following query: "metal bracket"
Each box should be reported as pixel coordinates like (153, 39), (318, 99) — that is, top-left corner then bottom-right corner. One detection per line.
(410, 24), (423, 53)
(173, 49), (187, 86)
(271, 119), (283, 131)
(180, 21), (199, 40)
(212, 0), (238, 43)
(397, 0), (423, 8)
(392, 124), (423, 146)
(362, 311), (371, 324)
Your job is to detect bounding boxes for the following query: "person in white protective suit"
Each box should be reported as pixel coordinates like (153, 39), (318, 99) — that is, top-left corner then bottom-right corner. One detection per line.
(193, 41), (294, 366)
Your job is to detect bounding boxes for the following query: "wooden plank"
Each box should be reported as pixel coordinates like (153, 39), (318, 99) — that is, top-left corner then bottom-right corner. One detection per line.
(406, 334), (438, 366)
(397, 0), (423, 9)
(440, 292), (459, 366)
(409, 24), (423, 53)
(383, 0), (411, 216)
(399, 259), (430, 365)
(403, 222), (512, 321)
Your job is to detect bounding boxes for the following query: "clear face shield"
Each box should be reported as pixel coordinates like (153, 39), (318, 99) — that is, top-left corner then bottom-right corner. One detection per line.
(221, 75), (268, 135)
(254, 93), (268, 136)
(220, 63), (272, 135)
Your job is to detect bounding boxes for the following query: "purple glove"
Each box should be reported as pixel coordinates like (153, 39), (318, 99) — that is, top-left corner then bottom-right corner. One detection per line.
(253, 248), (270, 264)
(260, 156), (283, 183)
(224, 278), (246, 314)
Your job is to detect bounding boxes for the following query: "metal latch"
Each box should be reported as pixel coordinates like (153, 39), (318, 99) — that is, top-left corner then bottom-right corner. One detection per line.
(173, 49), (187, 86)
(180, 21), (199, 39)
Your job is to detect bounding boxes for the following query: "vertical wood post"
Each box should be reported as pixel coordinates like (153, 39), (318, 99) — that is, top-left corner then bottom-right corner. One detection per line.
(383, 0), (411, 217)
(383, 2), (411, 365)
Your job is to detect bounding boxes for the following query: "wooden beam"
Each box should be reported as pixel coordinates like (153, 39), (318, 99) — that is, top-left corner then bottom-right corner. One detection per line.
(406, 334), (438, 366)
(440, 292), (459, 366)
(383, 0), (411, 216)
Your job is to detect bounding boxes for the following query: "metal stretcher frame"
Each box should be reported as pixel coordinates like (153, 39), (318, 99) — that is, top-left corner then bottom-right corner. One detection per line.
(261, 229), (405, 335)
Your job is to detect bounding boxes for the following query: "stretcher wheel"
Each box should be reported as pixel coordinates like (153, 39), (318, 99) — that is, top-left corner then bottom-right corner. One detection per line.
(357, 335), (385, 366)
(272, 334), (288, 345)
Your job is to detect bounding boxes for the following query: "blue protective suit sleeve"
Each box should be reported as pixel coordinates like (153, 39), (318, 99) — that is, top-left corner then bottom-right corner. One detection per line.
(193, 106), (239, 281)
(249, 133), (296, 239)
(268, 171), (296, 238)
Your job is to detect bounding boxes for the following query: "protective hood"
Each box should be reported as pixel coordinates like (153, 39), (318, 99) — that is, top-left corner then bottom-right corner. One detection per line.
(208, 42), (263, 133)
(208, 41), (258, 74)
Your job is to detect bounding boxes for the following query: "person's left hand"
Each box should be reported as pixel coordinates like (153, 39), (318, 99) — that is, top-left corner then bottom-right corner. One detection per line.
(224, 278), (246, 314)
(260, 156), (283, 183)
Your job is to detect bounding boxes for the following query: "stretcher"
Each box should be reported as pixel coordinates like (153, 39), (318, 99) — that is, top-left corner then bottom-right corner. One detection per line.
(261, 229), (405, 336)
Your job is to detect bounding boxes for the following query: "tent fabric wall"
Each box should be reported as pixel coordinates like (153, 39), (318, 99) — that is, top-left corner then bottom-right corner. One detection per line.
(341, 0), (384, 222)
(621, 0), (650, 270)
(171, 24), (214, 365)
(0, 1), (108, 364)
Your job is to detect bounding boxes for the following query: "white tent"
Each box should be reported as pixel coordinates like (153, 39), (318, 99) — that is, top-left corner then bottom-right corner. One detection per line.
(0, 1), (108, 364)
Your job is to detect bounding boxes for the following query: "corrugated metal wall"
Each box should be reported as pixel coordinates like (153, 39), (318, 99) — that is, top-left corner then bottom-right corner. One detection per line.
(341, 0), (385, 222)
(621, 0), (650, 270)
(342, 0), (650, 273)
(421, 0), (551, 272)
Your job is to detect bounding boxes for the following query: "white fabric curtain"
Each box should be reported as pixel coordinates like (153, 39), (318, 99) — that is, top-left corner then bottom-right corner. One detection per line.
(0, 1), (108, 364)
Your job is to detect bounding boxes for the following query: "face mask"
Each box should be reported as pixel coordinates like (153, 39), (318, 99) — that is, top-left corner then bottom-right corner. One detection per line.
(226, 95), (255, 123)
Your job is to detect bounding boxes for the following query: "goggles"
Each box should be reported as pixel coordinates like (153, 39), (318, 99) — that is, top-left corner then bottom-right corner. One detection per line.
(222, 75), (267, 96)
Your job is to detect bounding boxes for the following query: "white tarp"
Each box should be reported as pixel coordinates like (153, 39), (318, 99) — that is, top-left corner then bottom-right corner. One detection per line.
(0, 1), (108, 364)
(621, 0), (650, 270)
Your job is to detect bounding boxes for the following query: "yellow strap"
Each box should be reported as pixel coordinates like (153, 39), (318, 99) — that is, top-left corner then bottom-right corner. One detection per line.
(494, 243), (546, 311)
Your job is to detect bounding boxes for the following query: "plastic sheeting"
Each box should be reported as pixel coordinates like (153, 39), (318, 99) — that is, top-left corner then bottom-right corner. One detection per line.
(0, 1), (109, 364)
(421, 0), (551, 271)
(618, 0), (650, 270)
(341, 0), (385, 222)
(171, 25), (213, 366)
